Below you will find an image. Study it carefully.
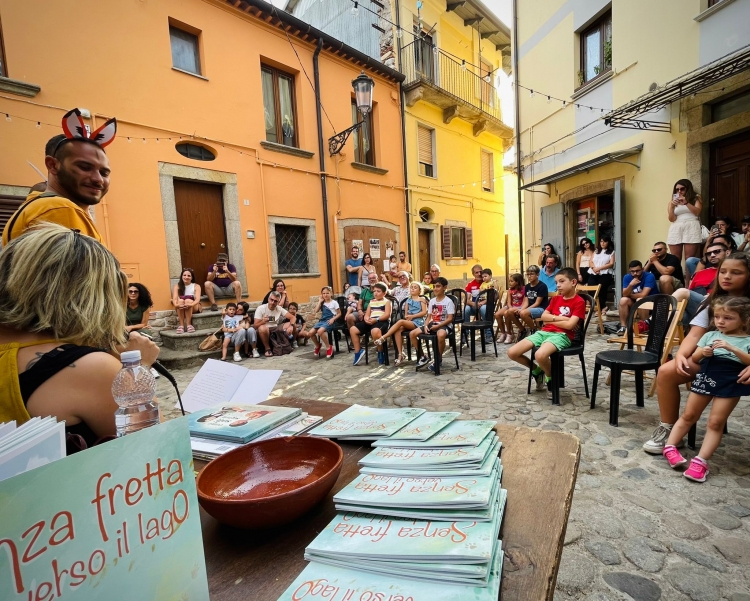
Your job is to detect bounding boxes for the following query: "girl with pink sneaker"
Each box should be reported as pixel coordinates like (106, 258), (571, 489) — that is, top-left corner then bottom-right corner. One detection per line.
(663, 296), (750, 482)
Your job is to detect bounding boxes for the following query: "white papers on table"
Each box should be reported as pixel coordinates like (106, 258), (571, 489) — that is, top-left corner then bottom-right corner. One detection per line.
(179, 359), (282, 413)
(0, 417), (66, 482)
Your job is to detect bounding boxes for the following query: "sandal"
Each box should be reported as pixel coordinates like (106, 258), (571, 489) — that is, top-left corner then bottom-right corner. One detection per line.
(394, 353), (406, 367)
(265, 350), (273, 357)
(187, 325), (195, 333)
(373, 337), (385, 346)
(175, 326), (184, 334)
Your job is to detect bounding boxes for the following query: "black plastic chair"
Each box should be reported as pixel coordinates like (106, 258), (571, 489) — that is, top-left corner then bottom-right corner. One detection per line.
(416, 294), (463, 376)
(591, 294), (677, 426)
(461, 288), (499, 361)
(525, 293), (594, 405)
(328, 296), (351, 355)
(363, 297), (399, 366)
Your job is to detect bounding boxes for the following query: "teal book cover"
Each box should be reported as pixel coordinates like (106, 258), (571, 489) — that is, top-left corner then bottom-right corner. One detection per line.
(308, 490), (503, 563)
(361, 442), (500, 477)
(336, 481), (505, 523)
(381, 412), (460, 442)
(305, 538), (501, 586)
(276, 547), (503, 600)
(308, 405), (425, 438)
(333, 465), (499, 508)
(360, 433), (497, 467)
(372, 420), (496, 448)
(188, 404), (301, 443)
(0, 418), (209, 601)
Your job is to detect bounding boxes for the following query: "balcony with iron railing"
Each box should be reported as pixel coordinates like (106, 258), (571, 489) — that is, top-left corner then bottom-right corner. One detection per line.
(400, 40), (513, 141)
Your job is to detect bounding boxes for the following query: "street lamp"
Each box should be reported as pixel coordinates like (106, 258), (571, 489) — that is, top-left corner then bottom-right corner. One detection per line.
(328, 71), (375, 156)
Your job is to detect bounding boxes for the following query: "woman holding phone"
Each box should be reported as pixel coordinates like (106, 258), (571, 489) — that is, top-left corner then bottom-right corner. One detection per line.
(667, 179), (702, 267)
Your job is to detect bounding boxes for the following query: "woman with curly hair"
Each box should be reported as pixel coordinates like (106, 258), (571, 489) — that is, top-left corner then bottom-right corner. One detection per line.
(126, 282), (153, 335)
(171, 267), (202, 334)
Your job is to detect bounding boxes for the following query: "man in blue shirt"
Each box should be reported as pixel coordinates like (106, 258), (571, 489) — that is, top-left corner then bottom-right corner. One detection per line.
(345, 246), (362, 287)
(618, 260), (656, 335)
(538, 255), (560, 292)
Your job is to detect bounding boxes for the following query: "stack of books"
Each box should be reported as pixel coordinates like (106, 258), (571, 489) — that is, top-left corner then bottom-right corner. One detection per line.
(276, 410), (506, 601)
(0, 417), (66, 482)
(188, 404), (321, 461)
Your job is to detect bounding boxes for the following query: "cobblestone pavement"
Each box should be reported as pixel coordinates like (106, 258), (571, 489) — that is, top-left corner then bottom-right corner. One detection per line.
(157, 333), (750, 601)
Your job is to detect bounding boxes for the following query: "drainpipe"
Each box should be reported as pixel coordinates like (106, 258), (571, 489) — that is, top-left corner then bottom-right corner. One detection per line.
(395, 0), (413, 266)
(313, 37), (335, 287)
(512, 0), (524, 274)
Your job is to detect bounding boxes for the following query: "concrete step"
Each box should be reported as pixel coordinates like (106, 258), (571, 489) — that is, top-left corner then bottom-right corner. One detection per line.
(160, 327), (219, 351)
(157, 347), (221, 371)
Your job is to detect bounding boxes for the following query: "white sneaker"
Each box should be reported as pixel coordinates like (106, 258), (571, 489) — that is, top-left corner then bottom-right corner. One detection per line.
(504, 333), (514, 344)
(643, 423), (685, 454)
(252, 349), (260, 358)
(293, 341), (299, 348)
(233, 352), (242, 362)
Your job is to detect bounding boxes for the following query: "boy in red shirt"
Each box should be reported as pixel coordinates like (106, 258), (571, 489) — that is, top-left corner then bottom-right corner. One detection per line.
(508, 268), (586, 391)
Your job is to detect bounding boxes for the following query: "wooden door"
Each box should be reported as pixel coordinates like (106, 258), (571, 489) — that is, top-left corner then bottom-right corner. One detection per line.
(418, 229), (430, 278)
(173, 180), (227, 274)
(710, 130), (750, 227)
(343, 225), (399, 276)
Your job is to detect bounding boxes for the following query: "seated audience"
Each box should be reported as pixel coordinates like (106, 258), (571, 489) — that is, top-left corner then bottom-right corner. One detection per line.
(429, 264), (441, 282)
(587, 236), (615, 306)
(253, 292), (288, 357)
(539, 254), (561, 293)
(390, 271), (412, 305)
(223, 301), (258, 359)
(410, 277), (455, 373)
(687, 233), (736, 278)
(221, 303), (241, 362)
(205, 252), (242, 311)
(422, 272), (434, 290)
(738, 216), (750, 255)
(171, 268), (202, 334)
(308, 286), (341, 359)
(283, 301), (307, 348)
(645, 241), (683, 294)
(373, 282), (427, 366)
(262, 279), (290, 308)
(126, 282), (154, 336)
(495, 273), (525, 343)
(518, 265), (549, 335)
(0, 224), (159, 447)
(538, 242), (558, 267)
(507, 268), (585, 393)
(464, 264), (485, 323)
(350, 283), (391, 366)
(617, 260), (656, 335)
(347, 271), (379, 329)
(674, 241), (729, 325)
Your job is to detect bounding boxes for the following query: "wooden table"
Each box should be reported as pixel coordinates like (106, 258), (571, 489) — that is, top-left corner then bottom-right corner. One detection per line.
(198, 398), (581, 601)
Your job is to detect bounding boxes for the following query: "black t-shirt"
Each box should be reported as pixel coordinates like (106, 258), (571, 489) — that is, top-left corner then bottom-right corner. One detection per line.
(648, 253), (684, 284)
(525, 282), (549, 309)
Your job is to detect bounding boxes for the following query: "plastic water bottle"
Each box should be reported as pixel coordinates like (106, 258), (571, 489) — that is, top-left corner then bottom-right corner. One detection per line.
(112, 350), (159, 437)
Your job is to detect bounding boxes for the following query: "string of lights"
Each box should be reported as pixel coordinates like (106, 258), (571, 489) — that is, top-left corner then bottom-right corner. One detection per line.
(515, 82), (608, 113)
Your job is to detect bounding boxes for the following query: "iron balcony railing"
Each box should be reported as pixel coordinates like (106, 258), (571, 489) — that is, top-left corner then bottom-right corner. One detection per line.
(400, 39), (502, 122)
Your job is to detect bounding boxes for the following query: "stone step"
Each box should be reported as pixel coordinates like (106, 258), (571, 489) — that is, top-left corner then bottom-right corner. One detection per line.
(160, 327), (219, 351)
(190, 311), (224, 331)
(156, 347), (221, 371)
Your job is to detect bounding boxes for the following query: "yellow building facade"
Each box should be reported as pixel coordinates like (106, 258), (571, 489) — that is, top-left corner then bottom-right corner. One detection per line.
(514, 0), (750, 298)
(393, 0), (515, 283)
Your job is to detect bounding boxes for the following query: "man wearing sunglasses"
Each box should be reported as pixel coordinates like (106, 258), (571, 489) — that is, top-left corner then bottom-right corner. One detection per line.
(644, 242), (684, 295)
(617, 260), (656, 335)
(674, 241), (730, 325)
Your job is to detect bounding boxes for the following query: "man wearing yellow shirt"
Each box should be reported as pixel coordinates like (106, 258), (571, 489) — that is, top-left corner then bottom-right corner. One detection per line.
(2, 133), (110, 245)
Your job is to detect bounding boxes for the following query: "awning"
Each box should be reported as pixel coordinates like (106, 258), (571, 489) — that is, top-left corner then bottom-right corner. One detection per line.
(604, 44), (750, 131)
(519, 145), (643, 190)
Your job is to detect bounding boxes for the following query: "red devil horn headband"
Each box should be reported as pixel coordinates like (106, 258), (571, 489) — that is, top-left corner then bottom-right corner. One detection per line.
(61, 108), (117, 148)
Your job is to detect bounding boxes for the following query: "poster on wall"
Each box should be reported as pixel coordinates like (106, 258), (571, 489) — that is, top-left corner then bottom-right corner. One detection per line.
(385, 241), (395, 258)
(0, 418), (210, 601)
(352, 240), (364, 254)
(369, 238), (381, 259)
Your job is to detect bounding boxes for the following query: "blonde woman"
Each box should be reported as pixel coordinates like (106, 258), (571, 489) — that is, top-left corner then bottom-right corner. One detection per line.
(0, 224), (159, 446)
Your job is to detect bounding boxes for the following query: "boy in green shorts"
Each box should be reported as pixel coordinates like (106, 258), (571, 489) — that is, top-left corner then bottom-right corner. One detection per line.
(507, 267), (586, 391)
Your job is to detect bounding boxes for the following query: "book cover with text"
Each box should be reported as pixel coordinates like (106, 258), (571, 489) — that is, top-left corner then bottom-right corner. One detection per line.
(372, 420), (496, 448)
(308, 405), (425, 438)
(188, 404), (301, 443)
(373, 412), (459, 442)
(360, 433), (497, 468)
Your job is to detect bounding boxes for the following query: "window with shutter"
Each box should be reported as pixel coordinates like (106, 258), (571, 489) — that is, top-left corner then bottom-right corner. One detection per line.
(481, 151), (493, 192)
(442, 225), (470, 259)
(418, 125), (434, 177)
(441, 226), (451, 259)
(0, 195), (24, 237)
(465, 228), (473, 258)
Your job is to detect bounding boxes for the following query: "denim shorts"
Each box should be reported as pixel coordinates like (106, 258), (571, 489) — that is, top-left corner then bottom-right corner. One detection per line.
(528, 307), (544, 319)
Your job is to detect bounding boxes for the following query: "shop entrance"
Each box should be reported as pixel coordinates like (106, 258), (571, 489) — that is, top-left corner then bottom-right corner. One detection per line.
(572, 194), (614, 249)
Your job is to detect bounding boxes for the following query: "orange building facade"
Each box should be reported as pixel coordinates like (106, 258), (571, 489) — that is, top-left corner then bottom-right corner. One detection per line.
(0, 0), (407, 311)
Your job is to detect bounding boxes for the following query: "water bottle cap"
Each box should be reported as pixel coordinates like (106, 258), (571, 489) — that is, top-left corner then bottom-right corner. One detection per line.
(120, 350), (141, 363)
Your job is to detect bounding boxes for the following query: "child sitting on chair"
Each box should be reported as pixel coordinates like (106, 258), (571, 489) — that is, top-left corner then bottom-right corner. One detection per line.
(507, 268), (585, 392)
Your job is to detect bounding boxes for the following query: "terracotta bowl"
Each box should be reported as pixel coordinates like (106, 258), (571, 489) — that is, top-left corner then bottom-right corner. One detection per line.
(196, 436), (343, 529)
